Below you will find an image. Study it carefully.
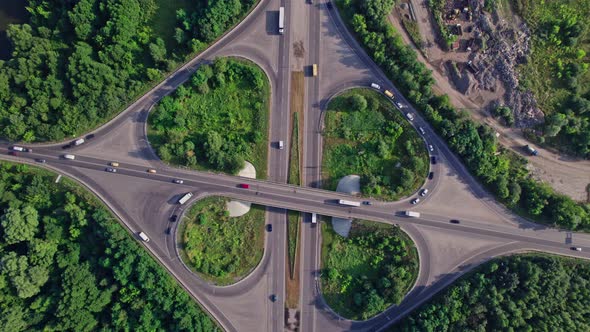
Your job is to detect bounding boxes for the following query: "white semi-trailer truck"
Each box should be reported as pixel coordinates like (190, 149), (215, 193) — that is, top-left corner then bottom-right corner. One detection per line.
(279, 7), (285, 34)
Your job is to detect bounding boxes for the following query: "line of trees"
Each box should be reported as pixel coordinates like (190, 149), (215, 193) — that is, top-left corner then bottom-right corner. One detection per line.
(395, 255), (590, 331)
(0, 162), (217, 331)
(337, 0), (590, 230)
(0, 0), (256, 142)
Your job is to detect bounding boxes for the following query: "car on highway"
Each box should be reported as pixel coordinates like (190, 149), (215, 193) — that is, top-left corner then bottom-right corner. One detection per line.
(110, 162), (120, 167)
(396, 102), (405, 109)
(147, 169), (157, 173)
(428, 144), (434, 152)
(239, 183), (250, 189)
(36, 159), (46, 163)
(572, 247), (582, 251)
(170, 215), (178, 222)
(326, 1), (332, 9)
(419, 127), (425, 135)
(86, 134), (95, 139)
(166, 227), (172, 235)
(450, 219), (461, 224)
(106, 167), (117, 173)
(138, 232), (150, 242)
(430, 156), (437, 164)
(370, 82), (381, 90)
(62, 144), (71, 149)
(173, 179), (184, 184)
(270, 294), (277, 302)
(8, 151), (17, 156)
(362, 201), (372, 205)
(405, 112), (414, 121)
(428, 172), (434, 180)
(411, 198), (420, 204)
(420, 189), (429, 196)
(266, 224), (272, 232)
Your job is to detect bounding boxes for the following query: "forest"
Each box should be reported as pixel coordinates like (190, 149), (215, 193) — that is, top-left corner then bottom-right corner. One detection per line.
(321, 221), (418, 320)
(336, 0), (590, 231)
(0, 0), (255, 142)
(324, 89), (428, 200)
(0, 162), (217, 331)
(148, 58), (269, 176)
(513, 0), (590, 158)
(395, 255), (590, 331)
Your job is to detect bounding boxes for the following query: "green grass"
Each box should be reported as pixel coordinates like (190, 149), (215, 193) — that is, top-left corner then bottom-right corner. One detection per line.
(321, 220), (418, 320)
(401, 19), (424, 50)
(148, 58), (270, 178)
(289, 112), (301, 185)
(287, 210), (300, 278)
(180, 196), (265, 285)
(322, 88), (428, 200)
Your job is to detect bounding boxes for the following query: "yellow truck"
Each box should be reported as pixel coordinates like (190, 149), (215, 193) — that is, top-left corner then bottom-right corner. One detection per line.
(384, 90), (394, 99)
(312, 64), (318, 77)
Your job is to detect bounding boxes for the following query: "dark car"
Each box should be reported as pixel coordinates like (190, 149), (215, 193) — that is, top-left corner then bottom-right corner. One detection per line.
(430, 156), (437, 164)
(62, 144), (71, 149)
(239, 183), (250, 189)
(362, 201), (372, 206)
(8, 151), (16, 156)
(326, 1), (333, 9)
(270, 294), (277, 302)
(266, 224), (273, 232)
(428, 172), (434, 180)
(170, 215), (178, 222)
(86, 134), (95, 139)
(36, 159), (47, 163)
(166, 227), (172, 235)
(450, 219), (460, 224)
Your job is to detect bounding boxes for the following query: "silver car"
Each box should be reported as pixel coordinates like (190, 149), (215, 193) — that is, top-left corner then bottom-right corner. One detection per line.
(106, 167), (117, 173)
(173, 179), (184, 184)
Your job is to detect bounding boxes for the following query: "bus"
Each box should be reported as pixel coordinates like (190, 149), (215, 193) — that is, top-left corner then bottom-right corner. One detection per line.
(279, 7), (285, 34)
(338, 199), (361, 207)
(178, 192), (193, 205)
(312, 64), (318, 77)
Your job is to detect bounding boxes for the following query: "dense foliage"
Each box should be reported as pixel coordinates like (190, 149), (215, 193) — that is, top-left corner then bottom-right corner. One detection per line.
(514, 0), (590, 157)
(321, 221), (418, 320)
(0, 162), (217, 331)
(0, 0), (255, 142)
(324, 89), (428, 200)
(149, 58), (269, 176)
(395, 255), (590, 331)
(181, 196), (264, 285)
(427, 0), (457, 49)
(337, 0), (590, 230)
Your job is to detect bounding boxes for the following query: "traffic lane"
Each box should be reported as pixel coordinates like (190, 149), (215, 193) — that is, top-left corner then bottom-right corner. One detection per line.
(2, 150), (588, 254)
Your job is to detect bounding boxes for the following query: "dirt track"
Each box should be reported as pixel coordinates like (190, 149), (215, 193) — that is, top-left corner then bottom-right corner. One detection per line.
(389, 2), (590, 202)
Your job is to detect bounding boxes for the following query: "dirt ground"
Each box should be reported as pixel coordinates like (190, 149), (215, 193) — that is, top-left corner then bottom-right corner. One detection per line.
(390, 1), (590, 202)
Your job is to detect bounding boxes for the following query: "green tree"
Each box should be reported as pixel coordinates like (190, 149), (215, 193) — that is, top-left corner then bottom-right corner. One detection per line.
(1, 206), (39, 244)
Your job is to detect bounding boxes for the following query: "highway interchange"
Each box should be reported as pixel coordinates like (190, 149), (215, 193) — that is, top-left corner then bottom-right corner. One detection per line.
(2, 0), (590, 331)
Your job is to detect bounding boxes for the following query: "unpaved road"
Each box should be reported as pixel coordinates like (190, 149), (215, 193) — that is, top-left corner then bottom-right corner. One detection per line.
(389, 3), (590, 202)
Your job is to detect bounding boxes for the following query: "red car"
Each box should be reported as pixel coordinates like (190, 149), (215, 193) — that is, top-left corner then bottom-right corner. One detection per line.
(8, 151), (17, 156)
(239, 184), (250, 189)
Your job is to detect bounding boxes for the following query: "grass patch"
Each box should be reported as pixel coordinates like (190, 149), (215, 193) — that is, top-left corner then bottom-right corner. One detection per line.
(401, 19), (424, 50)
(149, 58), (270, 178)
(180, 196), (265, 285)
(321, 220), (418, 320)
(289, 112), (301, 186)
(322, 88), (428, 200)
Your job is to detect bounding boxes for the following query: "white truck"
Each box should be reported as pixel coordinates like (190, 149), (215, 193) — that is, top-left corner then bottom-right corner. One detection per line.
(73, 138), (85, 146)
(178, 192), (193, 205)
(138, 232), (150, 242)
(63, 154), (76, 160)
(11, 146), (25, 152)
(405, 211), (420, 218)
(338, 199), (361, 207)
(278, 7), (285, 34)
(311, 213), (317, 224)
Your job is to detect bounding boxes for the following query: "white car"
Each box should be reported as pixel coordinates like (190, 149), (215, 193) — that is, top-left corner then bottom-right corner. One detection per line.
(419, 127), (425, 135)
(406, 113), (414, 121)
(173, 179), (184, 184)
(420, 189), (429, 196)
(106, 167), (117, 173)
(429, 145), (434, 152)
(370, 82), (381, 90)
(411, 198), (420, 204)
(396, 102), (404, 109)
